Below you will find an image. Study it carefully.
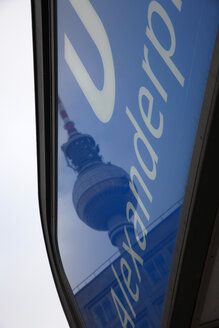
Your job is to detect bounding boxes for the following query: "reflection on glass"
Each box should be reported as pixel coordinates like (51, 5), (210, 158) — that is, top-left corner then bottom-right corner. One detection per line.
(57, 0), (219, 326)
(58, 98), (181, 327)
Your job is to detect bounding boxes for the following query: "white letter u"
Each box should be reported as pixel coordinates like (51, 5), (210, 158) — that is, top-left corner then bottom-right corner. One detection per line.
(65, 0), (116, 123)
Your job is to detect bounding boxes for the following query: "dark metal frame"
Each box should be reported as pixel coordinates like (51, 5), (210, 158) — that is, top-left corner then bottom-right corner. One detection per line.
(31, 0), (219, 327)
(31, 1), (84, 326)
(161, 32), (219, 328)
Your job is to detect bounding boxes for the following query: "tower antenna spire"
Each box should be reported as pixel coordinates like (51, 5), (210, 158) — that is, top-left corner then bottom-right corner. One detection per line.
(58, 97), (77, 136)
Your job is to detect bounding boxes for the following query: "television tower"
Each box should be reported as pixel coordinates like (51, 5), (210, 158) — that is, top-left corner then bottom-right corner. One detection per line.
(59, 98), (137, 251)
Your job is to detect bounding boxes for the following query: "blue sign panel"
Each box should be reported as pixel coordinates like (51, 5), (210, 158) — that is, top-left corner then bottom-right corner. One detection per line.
(57, 1), (218, 327)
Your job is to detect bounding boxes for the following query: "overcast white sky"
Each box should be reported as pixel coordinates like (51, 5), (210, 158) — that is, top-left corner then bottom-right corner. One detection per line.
(0, 0), (68, 326)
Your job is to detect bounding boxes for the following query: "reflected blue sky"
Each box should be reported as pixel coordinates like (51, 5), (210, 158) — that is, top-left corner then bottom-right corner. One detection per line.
(57, 0), (219, 326)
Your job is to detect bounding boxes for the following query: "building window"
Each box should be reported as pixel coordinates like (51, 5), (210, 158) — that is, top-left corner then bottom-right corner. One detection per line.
(145, 261), (161, 284)
(153, 294), (165, 317)
(167, 242), (175, 255)
(102, 298), (116, 321)
(154, 254), (168, 276)
(137, 319), (150, 328)
(93, 304), (107, 327)
(92, 297), (116, 327)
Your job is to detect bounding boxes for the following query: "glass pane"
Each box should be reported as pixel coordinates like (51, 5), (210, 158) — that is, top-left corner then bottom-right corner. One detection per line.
(56, 0), (219, 327)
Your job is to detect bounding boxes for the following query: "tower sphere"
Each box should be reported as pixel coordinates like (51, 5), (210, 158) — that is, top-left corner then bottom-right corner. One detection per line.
(58, 99), (138, 236)
(73, 163), (137, 231)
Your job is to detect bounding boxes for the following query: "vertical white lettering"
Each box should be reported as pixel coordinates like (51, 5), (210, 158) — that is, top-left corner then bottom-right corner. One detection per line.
(142, 45), (168, 102)
(65, 0), (115, 123)
(111, 288), (135, 328)
(171, 0), (182, 12)
(111, 265), (136, 318)
(121, 258), (139, 302)
(146, 1), (184, 86)
(139, 86), (164, 138)
(122, 227), (144, 282)
(129, 166), (152, 222)
(126, 202), (147, 251)
(126, 107), (158, 181)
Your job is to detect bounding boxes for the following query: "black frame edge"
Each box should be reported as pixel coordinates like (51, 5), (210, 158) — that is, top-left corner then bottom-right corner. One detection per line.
(161, 30), (219, 328)
(31, 1), (85, 327)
